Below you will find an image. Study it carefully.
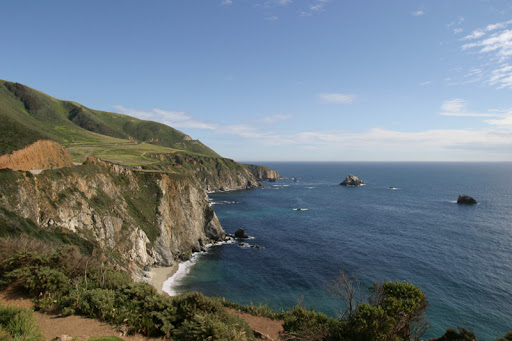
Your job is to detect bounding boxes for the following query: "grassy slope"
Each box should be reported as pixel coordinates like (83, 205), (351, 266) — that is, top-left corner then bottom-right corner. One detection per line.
(0, 80), (219, 164)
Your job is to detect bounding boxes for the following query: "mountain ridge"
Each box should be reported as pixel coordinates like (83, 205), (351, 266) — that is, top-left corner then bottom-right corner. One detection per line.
(0, 80), (219, 159)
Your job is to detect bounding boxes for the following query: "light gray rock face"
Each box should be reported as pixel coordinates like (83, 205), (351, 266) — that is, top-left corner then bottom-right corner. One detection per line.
(340, 174), (365, 186)
(0, 156), (224, 278)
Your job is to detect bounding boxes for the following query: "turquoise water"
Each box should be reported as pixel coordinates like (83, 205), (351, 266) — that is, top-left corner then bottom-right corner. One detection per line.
(169, 162), (512, 340)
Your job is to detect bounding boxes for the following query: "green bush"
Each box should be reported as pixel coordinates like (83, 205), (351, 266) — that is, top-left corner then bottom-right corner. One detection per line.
(339, 280), (428, 341)
(496, 331), (512, 341)
(435, 327), (476, 340)
(282, 305), (340, 341)
(0, 303), (44, 341)
(5, 266), (69, 295)
(221, 299), (285, 320)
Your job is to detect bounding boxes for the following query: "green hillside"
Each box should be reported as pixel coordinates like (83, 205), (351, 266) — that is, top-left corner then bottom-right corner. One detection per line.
(0, 80), (220, 163)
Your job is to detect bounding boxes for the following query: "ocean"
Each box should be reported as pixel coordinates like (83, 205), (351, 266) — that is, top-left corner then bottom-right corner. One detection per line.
(163, 162), (512, 340)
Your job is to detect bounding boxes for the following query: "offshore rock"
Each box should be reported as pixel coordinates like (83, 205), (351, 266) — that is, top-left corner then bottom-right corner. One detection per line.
(340, 174), (365, 186)
(457, 195), (478, 205)
(234, 228), (249, 239)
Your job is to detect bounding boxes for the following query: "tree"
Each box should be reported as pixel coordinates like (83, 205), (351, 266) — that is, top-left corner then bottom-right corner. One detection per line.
(330, 271), (429, 341)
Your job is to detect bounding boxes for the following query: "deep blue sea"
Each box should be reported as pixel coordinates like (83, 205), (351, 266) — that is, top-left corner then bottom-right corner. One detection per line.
(165, 162), (512, 340)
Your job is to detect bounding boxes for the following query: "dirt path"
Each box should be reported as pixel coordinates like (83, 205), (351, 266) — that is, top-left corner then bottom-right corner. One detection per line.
(0, 289), (157, 341)
(228, 308), (284, 341)
(1, 289), (284, 340)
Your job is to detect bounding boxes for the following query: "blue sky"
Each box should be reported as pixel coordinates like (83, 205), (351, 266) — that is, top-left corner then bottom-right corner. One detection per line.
(2, 0), (512, 161)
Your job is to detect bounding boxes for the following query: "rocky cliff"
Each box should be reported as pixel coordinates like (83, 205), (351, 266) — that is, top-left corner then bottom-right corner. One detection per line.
(145, 153), (280, 192)
(0, 156), (224, 278)
(0, 140), (74, 171)
(244, 164), (280, 181)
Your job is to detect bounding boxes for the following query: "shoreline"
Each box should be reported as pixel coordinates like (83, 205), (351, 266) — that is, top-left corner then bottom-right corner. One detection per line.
(148, 264), (179, 295)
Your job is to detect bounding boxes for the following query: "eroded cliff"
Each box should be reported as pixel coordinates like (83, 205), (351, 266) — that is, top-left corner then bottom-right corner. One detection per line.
(0, 156), (224, 277)
(145, 153), (280, 192)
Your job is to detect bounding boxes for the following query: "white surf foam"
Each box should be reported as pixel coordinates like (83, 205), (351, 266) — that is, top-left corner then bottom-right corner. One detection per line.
(162, 253), (203, 296)
(162, 238), (236, 296)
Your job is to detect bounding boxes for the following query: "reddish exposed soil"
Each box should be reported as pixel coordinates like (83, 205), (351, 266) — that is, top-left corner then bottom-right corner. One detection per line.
(0, 140), (74, 171)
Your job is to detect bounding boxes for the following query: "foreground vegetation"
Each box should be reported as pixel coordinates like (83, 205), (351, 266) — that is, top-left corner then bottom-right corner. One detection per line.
(1, 237), (510, 341)
(0, 302), (44, 341)
(0, 236), (254, 340)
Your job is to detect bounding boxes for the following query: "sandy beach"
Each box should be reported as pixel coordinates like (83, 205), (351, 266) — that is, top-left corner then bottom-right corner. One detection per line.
(149, 264), (178, 295)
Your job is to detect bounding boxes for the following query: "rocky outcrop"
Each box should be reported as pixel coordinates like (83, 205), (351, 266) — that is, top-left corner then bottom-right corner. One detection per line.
(340, 174), (365, 186)
(0, 156), (224, 278)
(0, 140), (74, 171)
(234, 228), (249, 239)
(244, 164), (280, 181)
(145, 153), (280, 192)
(457, 195), (478, 205)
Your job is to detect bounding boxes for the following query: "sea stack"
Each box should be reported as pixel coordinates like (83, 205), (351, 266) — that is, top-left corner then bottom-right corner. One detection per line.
(457, 195), (478, 205)
(234, 228), (249, 238)
(340, 174), (365, 186)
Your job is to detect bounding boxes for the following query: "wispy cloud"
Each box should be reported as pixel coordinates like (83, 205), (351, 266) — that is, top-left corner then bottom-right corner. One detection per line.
(458, 20), (512, 89)
(233, 127), (512, 160)
(412, 9), (424, 16)
(440, 99), (507, 117)
(461, 20), (512, 41)
(264, 0), (293, 7)
(489, 64), (512, 89)
(419, 80), (432, 86)
(261, 113), (292, 124)
(112, 105), (217, 130)
(319, 93), (355, 104)
(300, 0), (329, 16)
(441, 98), (467, 113)
(113, 104), (512, 160)
(221, 0), (232, 5)
(485, 115), (512, 128)
(462, 29), (512, 60)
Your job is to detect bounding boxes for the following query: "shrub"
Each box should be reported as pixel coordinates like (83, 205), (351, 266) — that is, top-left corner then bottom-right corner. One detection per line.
(220, 299), (285, 320)
(5, 266), (69, 296)
(496, 331), (512, 341)
(435, 327), (477, 340)
(0, 303), (44, 341)
(341, 281), (428, 341)
(282, 305), (340, 341)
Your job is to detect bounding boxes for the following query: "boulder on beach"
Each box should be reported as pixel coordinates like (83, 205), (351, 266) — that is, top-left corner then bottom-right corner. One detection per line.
(340, 174), (365, 186)
(457, 195), (478, 205)
(234, 228), (249, 238)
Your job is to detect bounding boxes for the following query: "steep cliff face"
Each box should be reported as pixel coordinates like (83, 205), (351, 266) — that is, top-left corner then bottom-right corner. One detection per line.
(0, 140), (74, 170)
(0, 156), (224, 276)
(145, 153), (280, 192)
(244, 164), (280, 181)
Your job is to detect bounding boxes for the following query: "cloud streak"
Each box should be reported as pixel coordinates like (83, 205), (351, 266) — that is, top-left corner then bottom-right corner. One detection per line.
(112, 105), (217, 130)
(113, 104), (512, 161)
(439, 99), (508, 117)
(319, 93), (355, 104)
(412, 9), (424, 16)
(459, 20), (512, 89)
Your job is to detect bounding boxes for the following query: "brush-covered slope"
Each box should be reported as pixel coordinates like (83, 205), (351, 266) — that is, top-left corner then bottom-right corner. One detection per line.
(0, 80), (219, 159)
